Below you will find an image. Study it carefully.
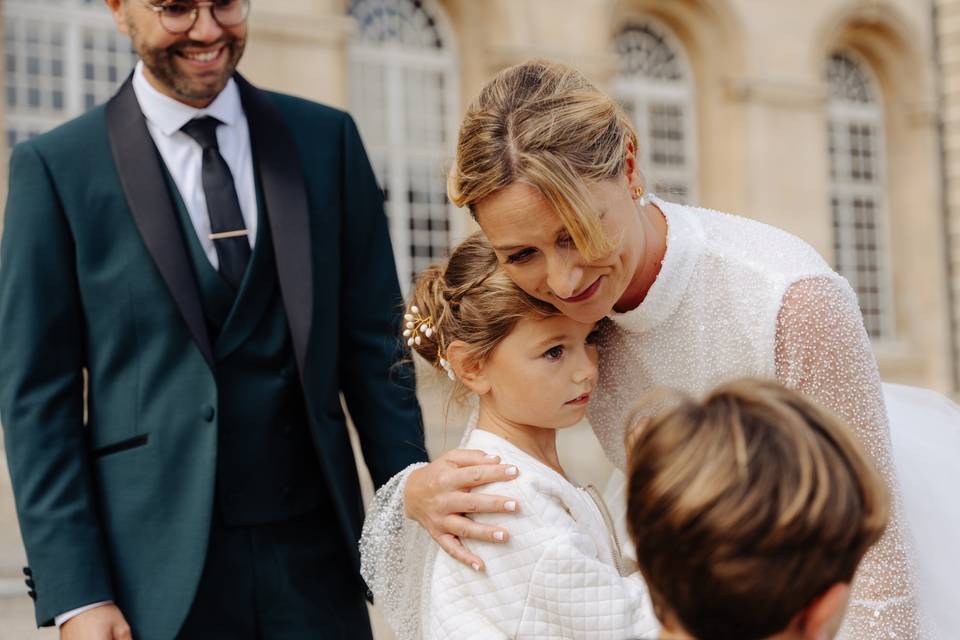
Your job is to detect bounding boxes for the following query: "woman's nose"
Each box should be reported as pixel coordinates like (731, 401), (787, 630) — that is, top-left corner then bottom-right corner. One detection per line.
(546, 255), (584, 299)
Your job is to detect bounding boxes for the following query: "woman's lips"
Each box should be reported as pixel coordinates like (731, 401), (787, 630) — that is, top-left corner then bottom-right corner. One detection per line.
(565, 392), (591, 406)
(559, 277), (601, 303)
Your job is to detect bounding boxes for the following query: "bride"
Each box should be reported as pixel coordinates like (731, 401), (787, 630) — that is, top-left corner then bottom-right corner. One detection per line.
(362, 58), (960, 638)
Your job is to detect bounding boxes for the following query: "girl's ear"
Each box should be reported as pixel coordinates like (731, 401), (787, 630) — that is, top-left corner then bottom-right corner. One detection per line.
(447, 340), (490, 395)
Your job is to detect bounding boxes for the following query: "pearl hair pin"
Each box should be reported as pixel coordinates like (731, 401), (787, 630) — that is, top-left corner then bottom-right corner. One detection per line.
(403, 304), (455, 380)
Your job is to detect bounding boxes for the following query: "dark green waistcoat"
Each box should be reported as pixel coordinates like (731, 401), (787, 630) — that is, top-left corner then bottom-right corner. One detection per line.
(166, 173), (329, 526)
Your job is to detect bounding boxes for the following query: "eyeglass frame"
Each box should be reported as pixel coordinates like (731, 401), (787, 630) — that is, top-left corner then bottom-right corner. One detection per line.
(139, 0), (251, 36)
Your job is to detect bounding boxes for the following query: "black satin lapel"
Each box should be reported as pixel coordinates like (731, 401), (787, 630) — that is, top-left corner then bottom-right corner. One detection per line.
(106, 77), (215, 369)
(236, 75), (313, 380)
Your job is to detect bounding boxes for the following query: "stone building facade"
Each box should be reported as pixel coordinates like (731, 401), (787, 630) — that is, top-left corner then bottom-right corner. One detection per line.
(2, 0), (953, 393)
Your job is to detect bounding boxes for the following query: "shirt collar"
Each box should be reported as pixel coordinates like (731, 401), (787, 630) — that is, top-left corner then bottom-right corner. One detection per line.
(132, 60), (242, 137)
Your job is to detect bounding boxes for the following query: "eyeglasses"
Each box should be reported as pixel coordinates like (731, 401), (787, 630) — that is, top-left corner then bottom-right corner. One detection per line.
(141, 0), (250, 35)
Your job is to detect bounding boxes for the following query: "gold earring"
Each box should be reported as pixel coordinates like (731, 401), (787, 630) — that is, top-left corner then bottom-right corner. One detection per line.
(633, 186), (644, 200)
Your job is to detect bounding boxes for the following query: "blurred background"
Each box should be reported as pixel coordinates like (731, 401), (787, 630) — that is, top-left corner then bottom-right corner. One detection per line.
(0, 0), (958, 637)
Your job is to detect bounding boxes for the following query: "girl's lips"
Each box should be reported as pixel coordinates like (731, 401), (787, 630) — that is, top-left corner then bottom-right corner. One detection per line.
(565, 392), (591, 406)
(559, 277), (601, 304)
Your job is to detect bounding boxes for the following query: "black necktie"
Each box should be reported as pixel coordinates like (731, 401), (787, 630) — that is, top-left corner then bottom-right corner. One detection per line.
(180, 116), (251, 290)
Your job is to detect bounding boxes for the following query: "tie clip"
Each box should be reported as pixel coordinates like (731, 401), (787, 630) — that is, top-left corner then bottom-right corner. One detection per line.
(208, 229), (249, 241)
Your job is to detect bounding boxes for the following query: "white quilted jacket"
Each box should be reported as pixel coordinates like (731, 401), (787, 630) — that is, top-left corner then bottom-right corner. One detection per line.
(363, 423), (659, 639)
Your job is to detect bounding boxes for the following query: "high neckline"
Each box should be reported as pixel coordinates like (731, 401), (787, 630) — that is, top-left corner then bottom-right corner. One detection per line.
(609, 197), (704, 334)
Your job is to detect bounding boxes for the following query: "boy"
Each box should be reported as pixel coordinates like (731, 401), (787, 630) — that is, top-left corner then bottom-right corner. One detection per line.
(626, 379), (890, 640)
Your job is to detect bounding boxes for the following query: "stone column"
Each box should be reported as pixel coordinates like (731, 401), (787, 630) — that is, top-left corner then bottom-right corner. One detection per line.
(240, 0), (355, 108)
(936, 0), (960, 392)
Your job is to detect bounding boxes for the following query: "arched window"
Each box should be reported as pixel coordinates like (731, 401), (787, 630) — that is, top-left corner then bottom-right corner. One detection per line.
(4, 0), (137, 149)
(348, 0), (460, 288)
(826, 51), (892, 339)
(613, 22), (697, 204)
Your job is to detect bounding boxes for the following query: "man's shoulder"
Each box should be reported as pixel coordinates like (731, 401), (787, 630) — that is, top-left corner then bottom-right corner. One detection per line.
(259, 88), (351, 133)
(21, 104), (109, 161)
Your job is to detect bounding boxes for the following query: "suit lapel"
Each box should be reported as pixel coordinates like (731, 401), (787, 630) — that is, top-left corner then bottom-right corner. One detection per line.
(106, 77), (215, 369)
(235, 75), (313, 380)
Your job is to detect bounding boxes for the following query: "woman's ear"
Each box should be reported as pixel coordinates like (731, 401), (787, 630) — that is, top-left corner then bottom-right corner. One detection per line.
(447, 341), (491, 395)
(624, 139), (644, 194)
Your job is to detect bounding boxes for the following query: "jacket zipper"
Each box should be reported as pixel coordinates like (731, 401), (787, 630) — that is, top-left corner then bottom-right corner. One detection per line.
(583, 483), (628, 576)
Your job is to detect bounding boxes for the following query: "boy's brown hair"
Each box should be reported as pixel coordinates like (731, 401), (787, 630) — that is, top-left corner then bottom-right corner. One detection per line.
(625, 378), (890, 640)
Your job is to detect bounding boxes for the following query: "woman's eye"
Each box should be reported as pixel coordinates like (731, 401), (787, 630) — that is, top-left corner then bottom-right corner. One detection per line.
(544, 345), (564, 360)
(506, 248), (536, 264)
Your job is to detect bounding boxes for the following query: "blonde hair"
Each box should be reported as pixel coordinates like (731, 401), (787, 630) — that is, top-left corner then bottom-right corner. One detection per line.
(448, 59), (639, 261)
(625, 378), (890, 640)
(406, 232), (558, 394)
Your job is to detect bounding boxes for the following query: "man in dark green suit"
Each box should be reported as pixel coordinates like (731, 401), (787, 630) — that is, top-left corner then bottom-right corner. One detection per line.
(0, 0), (426, 637)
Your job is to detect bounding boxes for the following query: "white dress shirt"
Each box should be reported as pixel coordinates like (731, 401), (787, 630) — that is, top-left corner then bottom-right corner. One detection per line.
(55, 63), (258, 629)
(132, 60), (258, 268)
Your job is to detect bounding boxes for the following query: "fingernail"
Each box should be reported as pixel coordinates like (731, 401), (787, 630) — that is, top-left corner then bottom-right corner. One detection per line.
(484, 454), (500, 462)
(505, 500), (517, 512)
(505, 466), (518, 476)
(471, 562), (481, 571)
(493, 531), (505, 541)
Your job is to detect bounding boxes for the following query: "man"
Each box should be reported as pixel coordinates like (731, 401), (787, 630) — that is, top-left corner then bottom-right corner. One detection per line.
(0, 0), (426, 637)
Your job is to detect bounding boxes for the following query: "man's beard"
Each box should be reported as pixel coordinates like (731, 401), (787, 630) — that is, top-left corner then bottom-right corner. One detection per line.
(126, 19), (246, 103)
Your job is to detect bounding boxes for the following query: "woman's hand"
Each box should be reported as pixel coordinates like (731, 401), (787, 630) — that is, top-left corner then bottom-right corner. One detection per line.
(404, 449), (521, 571)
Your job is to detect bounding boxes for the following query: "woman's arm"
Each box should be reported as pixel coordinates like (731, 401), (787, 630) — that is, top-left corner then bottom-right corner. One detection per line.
(775, 276), (923, 638)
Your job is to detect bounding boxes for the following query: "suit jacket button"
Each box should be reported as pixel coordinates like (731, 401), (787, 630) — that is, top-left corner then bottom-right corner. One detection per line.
(27, 589), (36, 600)
(22, 566), (31, 577)
(25, 578), (34, 589)
(202, 405), (216, 422)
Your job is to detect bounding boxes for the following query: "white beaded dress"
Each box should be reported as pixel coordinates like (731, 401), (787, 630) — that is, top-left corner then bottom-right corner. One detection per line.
(362, 197), (957, 639)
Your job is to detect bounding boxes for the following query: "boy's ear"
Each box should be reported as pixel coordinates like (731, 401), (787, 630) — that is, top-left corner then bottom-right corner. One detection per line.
(446, 341), (490, 395)
(795, 583), (850, 640)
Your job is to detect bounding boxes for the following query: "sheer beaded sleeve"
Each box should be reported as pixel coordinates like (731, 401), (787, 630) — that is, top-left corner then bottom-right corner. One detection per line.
(775, 276), (923, 638)
(360, 461), (431, 640)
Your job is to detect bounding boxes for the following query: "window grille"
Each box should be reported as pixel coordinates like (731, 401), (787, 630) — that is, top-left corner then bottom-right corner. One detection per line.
(4, 0), (137, 148)
(613, 22), (697, 204)
(826, 51), (892, 339)
(348, 0), (460, 288)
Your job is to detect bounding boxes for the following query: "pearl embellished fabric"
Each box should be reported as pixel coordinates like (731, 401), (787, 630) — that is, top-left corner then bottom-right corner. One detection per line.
(590, 198), (923, 639)
(361, 197), (925, 639)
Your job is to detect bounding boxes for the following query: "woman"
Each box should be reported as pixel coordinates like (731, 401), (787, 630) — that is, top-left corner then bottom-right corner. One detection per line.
(362, 59), (957, 638)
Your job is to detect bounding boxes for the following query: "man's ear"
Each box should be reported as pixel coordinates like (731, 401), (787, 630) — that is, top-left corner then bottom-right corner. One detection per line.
(104, 0), (130, 35)
(446, 341), (490, 395)
(794, 583), (850, 640)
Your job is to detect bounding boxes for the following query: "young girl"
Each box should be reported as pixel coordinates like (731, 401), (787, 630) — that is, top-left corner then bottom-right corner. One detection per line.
(360, 232), (657, 639)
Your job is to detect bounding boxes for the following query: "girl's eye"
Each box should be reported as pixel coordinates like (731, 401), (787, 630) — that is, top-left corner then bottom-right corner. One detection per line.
(544, 345), (564, 360)
(506, 248), (536, 264)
